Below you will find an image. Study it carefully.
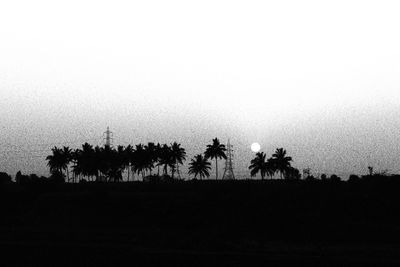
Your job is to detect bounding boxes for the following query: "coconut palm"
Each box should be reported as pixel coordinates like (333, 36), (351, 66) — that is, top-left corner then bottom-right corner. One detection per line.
(62, 146), (72, 182)
(249, 152), (271, 180)
(46, 147), (65, 176)
(170, 142), (186, 179)
(205, 138), (227, 180)
(189, 154), (211, 180)
(124, 145), (134, 181)
(77, 143), (97, 181)
(144, 142), (157, 176)
(132, 144), (147, 179)
(272, 148), (292, 179)
(265, 158), (276, 179)
(155, 143), (162, 176)
(157, 144), (173, 177)
(71, 148), (82, 183)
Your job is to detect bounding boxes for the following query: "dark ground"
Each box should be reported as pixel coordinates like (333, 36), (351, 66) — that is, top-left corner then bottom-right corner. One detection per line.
(1, 179), (400, 266)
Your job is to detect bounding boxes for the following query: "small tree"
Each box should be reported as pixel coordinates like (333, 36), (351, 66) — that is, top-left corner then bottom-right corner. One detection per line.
(189, 154), (211, 180)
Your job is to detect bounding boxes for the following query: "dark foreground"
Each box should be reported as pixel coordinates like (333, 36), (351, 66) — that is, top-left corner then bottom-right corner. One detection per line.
(1, 179), (400, 266)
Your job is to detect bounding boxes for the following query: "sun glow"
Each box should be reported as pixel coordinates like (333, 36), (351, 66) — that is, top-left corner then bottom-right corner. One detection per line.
(251, 143), (261, 153)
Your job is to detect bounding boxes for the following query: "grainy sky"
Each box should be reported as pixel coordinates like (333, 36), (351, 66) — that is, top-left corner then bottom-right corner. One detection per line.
(1, 0), (400, 178)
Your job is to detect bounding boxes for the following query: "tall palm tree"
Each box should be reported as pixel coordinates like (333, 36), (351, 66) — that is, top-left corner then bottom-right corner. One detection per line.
(205, 138), (227, 180)
(132, 144), (147, 179)
(272, 148), (292, 179)
(155, 143), (162, 176)
(144, 142), (156, 176)
(249, 152), (268, 180)
(71, 148), (82, 183)
(124, 145), (134, 182)
(170, 142), (186, 179)
(157, 144), (173, 177)
(99, 145), (123, 182)
(62, 146), (72, 182)
(265, 158), (276, 179)
(78, 143), (97, 181)
(189, 154), (211, 180)
(46, 146), (66, 177)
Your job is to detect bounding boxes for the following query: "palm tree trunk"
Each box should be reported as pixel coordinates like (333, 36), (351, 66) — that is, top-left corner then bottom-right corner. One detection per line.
(164, 164), (168, 176)
(177, 164), (181, 180)
(127, 165), (130, 182)
(66, 167), (70, 183)
(215, 158), (218, 180)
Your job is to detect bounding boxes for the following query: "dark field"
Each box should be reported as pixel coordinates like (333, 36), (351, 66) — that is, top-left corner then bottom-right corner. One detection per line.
(1, 179), (400, 266)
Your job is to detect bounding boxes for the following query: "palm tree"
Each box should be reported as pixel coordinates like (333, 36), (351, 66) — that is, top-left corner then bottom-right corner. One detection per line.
(157, 144), (173, 177)
(272, 148), (292, 179)
(249, 152), (268, 180)
(71, 148), (82, 183)
(155, 143), (162, 176)
(189, 154), (211, 180)
(170, 142), (186, 179)
(124, 145), (134, 182)
(205, 138), (227, 180)
(132, 144), (147, 179)
(62, 146), (72, 182)
(265, 158), (276, 179)
(77, 143), (97, 181)
(46, 146), (66, 177)
(144, 142), (156, 176)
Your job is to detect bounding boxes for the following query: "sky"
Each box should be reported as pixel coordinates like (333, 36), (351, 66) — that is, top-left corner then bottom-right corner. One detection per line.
(1, 0), (400, 178)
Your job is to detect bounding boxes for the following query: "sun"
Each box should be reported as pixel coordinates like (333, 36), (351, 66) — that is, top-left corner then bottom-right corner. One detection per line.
(251, 143), (261, 153)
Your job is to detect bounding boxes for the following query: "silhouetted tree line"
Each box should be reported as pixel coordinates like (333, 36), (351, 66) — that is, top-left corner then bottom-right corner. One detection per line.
(42, 137), (233, 182)
(2, 137), (397, 185)
(248, 148), (301, 180)
(45, 142), (187, 183)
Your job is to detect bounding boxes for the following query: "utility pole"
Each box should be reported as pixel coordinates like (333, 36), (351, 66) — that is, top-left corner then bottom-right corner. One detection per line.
(222, 139), (235, 180)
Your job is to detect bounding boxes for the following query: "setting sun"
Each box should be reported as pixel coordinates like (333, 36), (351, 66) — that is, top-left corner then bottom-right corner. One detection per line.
(251, 143), (261, 153)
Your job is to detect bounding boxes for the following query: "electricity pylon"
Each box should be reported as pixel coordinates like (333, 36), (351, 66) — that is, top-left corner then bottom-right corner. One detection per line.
(222, 139), (235, 180)
(103, 127), (113, 148)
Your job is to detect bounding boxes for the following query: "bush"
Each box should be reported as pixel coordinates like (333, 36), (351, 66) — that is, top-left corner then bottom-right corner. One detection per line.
(348, 174), (360, 182)
(330, 174), (341, 182)
(48, 171), (65, 184)
(0, 172), (12, 184)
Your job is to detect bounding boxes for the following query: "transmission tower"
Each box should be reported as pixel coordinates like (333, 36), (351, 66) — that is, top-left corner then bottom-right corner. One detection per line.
(222, 139), (235, 180)
(103, 127), (113, 148)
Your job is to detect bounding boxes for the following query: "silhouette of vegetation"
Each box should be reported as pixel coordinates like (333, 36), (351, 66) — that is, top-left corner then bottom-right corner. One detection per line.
(6, 139), (400, 266)
(188, 154), (211, 180)
(0, 172), (12, 184)
(271, 148), (293, 179)
(46, 146), (69, 178)
(284, 166), (301, 180)
(204, 138), (227, 180)
(170, 142), (187, 179)
(249, 152), (274, 180)
(249, 148), (298, 180)
(45, 141), (188, 183)
(348, 174), (360, 182)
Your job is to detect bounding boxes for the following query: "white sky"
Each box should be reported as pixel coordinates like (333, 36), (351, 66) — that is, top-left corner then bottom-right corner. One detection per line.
(1, 0), (400, 177)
